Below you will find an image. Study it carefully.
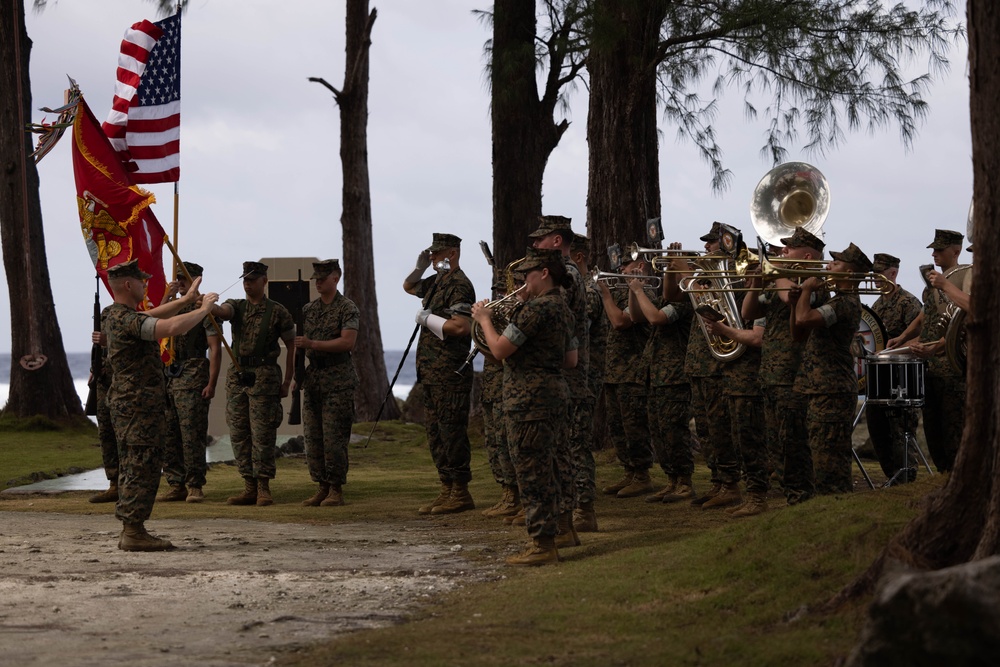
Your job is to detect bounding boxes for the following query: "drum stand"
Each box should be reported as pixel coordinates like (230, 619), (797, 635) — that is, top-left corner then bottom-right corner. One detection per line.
(852, 397), (935, 491)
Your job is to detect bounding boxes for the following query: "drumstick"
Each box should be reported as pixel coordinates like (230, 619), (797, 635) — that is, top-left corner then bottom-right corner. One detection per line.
(875, 346), (911, 356)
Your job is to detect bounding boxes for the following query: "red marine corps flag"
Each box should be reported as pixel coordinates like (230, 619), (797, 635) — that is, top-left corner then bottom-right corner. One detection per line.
(102, 13), (181, 183)
(71, 96), (168, 308)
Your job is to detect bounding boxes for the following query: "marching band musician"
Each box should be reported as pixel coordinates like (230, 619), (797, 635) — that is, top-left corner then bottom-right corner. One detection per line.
(403, 233), (477, 514)
(867, 253), (922, 484)
(790, 243), (872, 495)
(471, 247), (577, 566)
(887, 229), (966, 472)
(742, 227), (826, 505)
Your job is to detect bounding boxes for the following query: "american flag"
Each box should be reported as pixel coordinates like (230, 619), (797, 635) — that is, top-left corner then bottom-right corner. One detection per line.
(102, 14), (181, 183)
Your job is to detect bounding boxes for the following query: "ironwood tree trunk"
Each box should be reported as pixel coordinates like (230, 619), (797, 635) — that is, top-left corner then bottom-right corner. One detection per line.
(586, 0), (667, 266)
(829, 0), (1000, 607)
(336, 2), (398, 422)
(490, 0), (570, 277)
(0, 1), (82, 420)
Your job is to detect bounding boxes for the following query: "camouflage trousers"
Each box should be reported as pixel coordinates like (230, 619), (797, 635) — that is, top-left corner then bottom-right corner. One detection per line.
(482, 399), (516, 487)
(115, 444), (163, 526)
(604, 383), (652, 472)
(729, 393), (768, 493)
(806, 393), (858, 495)
(690, 376), (738, 485)
(647, 385), (694, 478)
(570, 396), (597, 506)
(866, 405), (920, 478)
(763, 385), (810, 502)
(96, 382), (118, 482)
(507, 407), (566, 539)
(226, 390), (283, 480)
(922, 372), (966, 472)
(422, 384), (473, 484)
(302, 383), (356, 486)
(163, 386), (210, 489)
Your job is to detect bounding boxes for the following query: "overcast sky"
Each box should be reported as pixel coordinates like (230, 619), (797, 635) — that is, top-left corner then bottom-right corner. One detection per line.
(5, 0), (972, 356)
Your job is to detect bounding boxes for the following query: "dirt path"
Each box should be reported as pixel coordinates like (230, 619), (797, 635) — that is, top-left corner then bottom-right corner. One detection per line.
(0, 511), (494, 666)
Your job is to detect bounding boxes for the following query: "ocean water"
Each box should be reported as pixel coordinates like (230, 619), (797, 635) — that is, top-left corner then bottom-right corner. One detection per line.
(0, 350), (437, 408)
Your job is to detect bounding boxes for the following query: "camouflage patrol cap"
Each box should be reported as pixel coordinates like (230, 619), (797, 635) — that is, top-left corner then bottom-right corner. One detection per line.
(107, 259), (151, 281)
(571, 233), (591, 254)
(528, 215), (573, 238)
(871, 253), (900, 273)
(310, 259), (341, 279)
(830, 243), (873, 272)
(242, 261), (268, 278)
(779, 227), (826, 253)
(699, 221), (723, 242)
(517, 246), (563, 272)
(927, 229), (963, 249)
(177, 261), (203, 278)
(427, 233), (462, 252)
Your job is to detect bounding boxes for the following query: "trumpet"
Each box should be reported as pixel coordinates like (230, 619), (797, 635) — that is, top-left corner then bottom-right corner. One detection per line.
(592, 268), (662, 289)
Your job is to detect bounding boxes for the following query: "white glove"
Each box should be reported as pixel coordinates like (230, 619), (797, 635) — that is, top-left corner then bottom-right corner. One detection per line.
(415, 309), (432, 326)
(415, 309), (447, 340)
(415, 250), (431, 271)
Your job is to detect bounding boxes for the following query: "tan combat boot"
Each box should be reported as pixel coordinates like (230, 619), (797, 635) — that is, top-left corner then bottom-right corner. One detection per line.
(157, 483), (187, 502)
(256, 478), (274, 506)
(506, 535), (559, 566)
(691, 482), (722, 506)
(118, 522), (174, 551)
(662, 476), (696, 503)
(730, 491), (768, 517)
(186, 486), (205, 503)
(601, 470), (634, 495)
(572, 501), (598, 532)
(645, 476), (678, 503)
(483, 486), (520, 518)
(301, 483), (330, 507)
(431, 482), (475, 514)
(89, 481), (119, 504)
(506, 508), (527, 526)
(227, 478), (258, 505)
(555, 511), (581, 548)
(418, 482), (452, 515)
(701, 482), (742, 510)
(617, 470), (654, 498)
(320, 485), (344, 507)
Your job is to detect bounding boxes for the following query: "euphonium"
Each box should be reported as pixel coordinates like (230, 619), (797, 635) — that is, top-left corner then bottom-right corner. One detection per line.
(687, 253), (746, 362)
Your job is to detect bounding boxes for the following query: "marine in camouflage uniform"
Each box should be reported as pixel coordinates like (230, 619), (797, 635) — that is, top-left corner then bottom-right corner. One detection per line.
(480, 352), (518, 516)
(471, 246), (575, 566)
(404, 233), (477, 514)
(530, 216), (590, 543)
(213, 261), (296, 506)
(867, 253), (923, 482)
(160, 262), (221, 503)
(744, 227), (826, 504)
(89, 305), (119, 504)
(792, 243), (869, 495)
(296, 260), (359, 507)
(628, 281), (694, 503)
(103, 259), (218, 551)
(598, 260), (653, 498)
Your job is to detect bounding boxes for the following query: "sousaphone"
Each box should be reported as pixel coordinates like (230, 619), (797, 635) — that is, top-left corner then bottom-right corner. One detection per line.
(750, 161), (830, 245)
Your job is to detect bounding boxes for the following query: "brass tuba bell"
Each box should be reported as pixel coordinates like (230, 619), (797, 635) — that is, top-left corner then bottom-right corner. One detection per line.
(750, 161), (830, 245)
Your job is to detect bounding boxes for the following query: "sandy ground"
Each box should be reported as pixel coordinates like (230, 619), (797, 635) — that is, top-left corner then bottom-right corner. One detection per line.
(0, 511), (495, 667)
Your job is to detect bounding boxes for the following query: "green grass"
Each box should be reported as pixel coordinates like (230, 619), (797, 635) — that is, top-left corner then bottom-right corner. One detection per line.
(0, 417), (101, 488)
(0, 418), (937, 666)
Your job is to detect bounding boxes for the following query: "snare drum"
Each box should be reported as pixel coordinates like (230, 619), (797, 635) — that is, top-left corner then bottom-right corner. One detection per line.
(865, 356), (926, 407)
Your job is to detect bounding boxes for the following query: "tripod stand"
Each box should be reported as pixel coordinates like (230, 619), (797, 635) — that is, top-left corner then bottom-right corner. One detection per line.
(882, 405), (934, 487)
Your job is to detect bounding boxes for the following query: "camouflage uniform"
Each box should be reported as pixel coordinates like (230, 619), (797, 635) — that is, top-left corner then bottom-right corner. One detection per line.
(96, 305), (118, 484)
(758, 291), (816, 502)
(645, 296), (694, 479)
(559, 257), (591, 514)
(301, 290), (360, 487)
(918, 283), (966, 471)
(163, 304), (216, 490)
(868, 284), (922, 478)
(482, 356), (516, 487)
(603, 286), (652, 475)
(576, 278), (607, 504)
(723, 303), (767, 494)
(413, 269), (475, 484)
(502, 287), (574, 539)
(224, 297), (295, 480)
(795, 292), (862, 495)
(684, 306), (736, 486)
(103, 303), (167, 525)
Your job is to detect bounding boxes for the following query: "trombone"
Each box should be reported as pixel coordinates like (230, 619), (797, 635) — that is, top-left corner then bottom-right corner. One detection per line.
(592, 268), (662, 289)
(679, 254), (894, 295)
